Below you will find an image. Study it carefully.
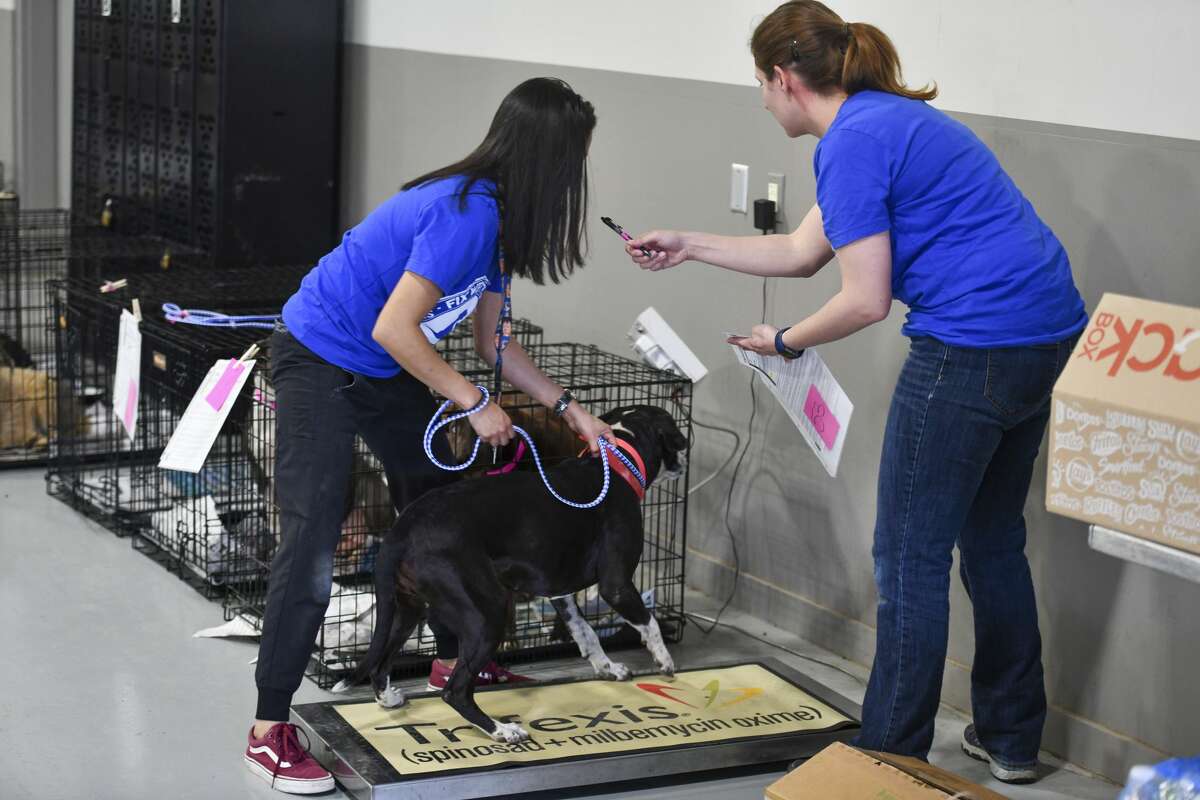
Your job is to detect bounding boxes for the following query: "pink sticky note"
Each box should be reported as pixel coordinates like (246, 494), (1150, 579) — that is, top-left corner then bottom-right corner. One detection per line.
(123, 380), (138, 434)
(804, 384), (840, 450)
(205, 360), (246, 411)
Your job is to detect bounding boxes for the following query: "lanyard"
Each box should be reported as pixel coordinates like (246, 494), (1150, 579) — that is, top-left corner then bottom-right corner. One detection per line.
(492, 220), (513, 398)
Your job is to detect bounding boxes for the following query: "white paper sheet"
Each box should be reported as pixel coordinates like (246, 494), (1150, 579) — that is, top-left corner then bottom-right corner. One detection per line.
(112, 309), (142, 442)
(727, 339), (854, 477)
(159, 358), (256, 473)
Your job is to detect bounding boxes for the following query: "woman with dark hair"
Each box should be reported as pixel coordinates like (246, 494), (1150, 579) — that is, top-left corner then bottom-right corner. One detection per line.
(626, 1), (1085, 784)
(244, 77), (611, 795)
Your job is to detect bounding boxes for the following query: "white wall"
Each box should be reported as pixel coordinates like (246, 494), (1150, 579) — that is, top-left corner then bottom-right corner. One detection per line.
(346, 0), (1200, 142)
(0, 1), (14, 12)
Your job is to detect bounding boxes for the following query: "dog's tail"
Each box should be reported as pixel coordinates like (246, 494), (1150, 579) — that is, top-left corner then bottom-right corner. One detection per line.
(345, 533), (420, 688)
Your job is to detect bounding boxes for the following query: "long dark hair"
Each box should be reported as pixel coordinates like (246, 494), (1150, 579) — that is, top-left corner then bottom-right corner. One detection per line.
(751, 1), (936, 101)
(403, 78), (596, 285)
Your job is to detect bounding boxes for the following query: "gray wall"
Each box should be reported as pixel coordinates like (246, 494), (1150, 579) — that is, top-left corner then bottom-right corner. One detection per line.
(340, 45), (1200, 781)
(0, 9), (15, 190)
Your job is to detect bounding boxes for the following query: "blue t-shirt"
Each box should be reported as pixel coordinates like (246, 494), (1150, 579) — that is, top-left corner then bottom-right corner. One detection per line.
(282, 176), (502, 377)
(813, 90), (1087, 347)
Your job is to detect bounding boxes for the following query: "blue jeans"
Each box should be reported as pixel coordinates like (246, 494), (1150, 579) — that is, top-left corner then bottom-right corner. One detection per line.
(855, 333), (1077, 764)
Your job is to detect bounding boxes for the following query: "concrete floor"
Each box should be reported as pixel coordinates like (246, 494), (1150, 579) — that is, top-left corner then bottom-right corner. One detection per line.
(0, 467), (1120, 799)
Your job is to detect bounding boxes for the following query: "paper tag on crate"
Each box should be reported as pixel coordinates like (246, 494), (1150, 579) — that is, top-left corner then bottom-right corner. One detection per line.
(159, 358), (257, 473)
(112, 309), (142, 442)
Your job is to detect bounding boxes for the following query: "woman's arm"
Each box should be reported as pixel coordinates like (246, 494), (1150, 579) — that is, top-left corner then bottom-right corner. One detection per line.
(730, 230), (893, 354)
(627, 203), (835, 278)
(474, 291), (613, 455)
(372, 271), (513, 446)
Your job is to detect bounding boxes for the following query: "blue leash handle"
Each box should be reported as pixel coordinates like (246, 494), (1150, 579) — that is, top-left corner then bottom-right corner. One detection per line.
(162, 303), (281, 330)
(423, 386), (645, 509)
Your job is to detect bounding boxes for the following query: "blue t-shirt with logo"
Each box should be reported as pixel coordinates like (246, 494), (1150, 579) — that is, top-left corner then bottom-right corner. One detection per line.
(813, 90), (1087, 347)
(282, 176), (502, 377)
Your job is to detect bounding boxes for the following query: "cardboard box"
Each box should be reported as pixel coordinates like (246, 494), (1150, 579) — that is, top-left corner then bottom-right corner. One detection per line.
(765, 742), (1009, 800)
(1045, 294), (1200, 555)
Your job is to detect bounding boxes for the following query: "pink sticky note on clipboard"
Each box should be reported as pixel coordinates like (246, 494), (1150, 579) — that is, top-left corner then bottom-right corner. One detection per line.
(205, 360), (246, 411)
(804, 384), (840, 450)
(122, 380), (138, 434)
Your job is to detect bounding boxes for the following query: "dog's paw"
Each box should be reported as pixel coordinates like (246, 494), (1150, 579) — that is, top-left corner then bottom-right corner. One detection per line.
(657, 657), (676, 681)
(489, 722), (529, 744)
(601, 661), (632, 681)
(375, 683), (407, 709)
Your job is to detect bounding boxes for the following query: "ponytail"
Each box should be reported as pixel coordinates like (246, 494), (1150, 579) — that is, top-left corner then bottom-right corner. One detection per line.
(751, 2), (936, 101)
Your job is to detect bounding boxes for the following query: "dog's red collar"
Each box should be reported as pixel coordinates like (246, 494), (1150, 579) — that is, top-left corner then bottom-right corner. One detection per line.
(579, 437), (647, 501)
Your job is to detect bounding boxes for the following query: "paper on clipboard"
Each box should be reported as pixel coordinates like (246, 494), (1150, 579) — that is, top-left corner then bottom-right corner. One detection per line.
(112, 309), (142, 442)
(727, 338), (853, 477)
(159, 358), (257, 473)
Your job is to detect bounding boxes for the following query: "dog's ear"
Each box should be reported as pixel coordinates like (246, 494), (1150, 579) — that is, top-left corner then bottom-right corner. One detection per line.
(647, 407), (688, 452)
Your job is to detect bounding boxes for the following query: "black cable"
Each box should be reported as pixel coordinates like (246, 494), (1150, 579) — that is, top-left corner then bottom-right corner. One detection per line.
(689, 277), (769, 635)
(685, 414), (741, 496)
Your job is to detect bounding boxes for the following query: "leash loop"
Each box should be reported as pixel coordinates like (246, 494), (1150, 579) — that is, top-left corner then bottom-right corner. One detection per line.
(422, 385), (645, 509)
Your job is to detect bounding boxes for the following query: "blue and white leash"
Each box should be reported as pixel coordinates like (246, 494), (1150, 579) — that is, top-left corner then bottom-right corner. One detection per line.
(162, 303), (280, 330)
(423, 386), (645, 509)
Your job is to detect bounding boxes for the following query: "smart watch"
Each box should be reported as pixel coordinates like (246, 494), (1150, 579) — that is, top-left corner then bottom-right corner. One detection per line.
(774, 326), (804, 360)
(553, 388), (576, 417)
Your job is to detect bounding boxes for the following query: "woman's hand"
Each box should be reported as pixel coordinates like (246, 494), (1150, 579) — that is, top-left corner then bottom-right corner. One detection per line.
(563, 404), (614, 456)
(626, 230), (689, 272)
(467, 402), (514, 448)
(727, 324), (781, 356)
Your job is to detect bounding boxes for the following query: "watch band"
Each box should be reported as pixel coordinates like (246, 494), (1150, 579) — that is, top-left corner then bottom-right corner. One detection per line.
(553, 388), (576, 417)
(774, 326), (804, 360)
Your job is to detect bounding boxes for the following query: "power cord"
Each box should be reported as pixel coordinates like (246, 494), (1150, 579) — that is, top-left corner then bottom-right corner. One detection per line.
(688, 276), (769, 635)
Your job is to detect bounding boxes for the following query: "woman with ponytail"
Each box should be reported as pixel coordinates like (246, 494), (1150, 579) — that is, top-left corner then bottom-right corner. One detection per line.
(625, 1), (1086, 783)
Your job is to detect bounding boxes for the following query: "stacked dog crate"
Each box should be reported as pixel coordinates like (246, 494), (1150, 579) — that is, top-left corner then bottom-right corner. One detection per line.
(46, 267), (304, 589)
(71, 0), (342, 266)
(2, 205), (198, 468)
(222, 337), (692, 689)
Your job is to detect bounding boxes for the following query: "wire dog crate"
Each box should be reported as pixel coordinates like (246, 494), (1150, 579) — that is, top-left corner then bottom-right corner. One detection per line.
(1, 208), (198, 467)
(223, 341), (692, 689)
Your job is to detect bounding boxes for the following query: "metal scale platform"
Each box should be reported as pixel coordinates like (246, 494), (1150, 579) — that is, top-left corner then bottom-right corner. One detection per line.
(291, 658), (862, 800)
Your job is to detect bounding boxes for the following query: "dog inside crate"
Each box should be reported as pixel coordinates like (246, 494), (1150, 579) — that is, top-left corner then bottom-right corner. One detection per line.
(245, 369), (395, 579)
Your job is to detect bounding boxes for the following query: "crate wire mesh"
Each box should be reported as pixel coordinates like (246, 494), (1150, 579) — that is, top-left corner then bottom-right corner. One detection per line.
(223, 341), (692, 689)
(44, 264), (304, 598)
(1, 207), (199, 467)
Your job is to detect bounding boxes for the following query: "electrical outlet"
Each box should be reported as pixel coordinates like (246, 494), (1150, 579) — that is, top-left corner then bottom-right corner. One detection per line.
(730, 164), (749, 214)
(767, 172), (785, 216)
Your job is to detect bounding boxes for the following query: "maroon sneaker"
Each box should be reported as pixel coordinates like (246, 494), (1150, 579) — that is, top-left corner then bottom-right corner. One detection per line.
(244, 722), (335, 795)
(426, 659), (534, 691)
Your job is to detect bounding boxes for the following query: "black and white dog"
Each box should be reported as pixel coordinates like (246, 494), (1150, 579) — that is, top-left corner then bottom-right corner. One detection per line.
(336, 405), (689, 743)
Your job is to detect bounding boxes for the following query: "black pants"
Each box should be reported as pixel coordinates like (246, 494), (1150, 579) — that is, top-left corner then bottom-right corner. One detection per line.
(255, 329), (458, 721)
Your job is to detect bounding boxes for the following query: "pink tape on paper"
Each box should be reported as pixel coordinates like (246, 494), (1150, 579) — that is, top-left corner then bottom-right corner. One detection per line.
(205, 360), (245, 412)
(123, 380), (138, 434)
(804, 384), (840, 450)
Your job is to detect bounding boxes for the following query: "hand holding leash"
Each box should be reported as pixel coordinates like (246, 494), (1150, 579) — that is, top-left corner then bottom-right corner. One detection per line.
(423, 386), (644, 509)
(562, 405), (613, 457)
(468, 402), (514, 448)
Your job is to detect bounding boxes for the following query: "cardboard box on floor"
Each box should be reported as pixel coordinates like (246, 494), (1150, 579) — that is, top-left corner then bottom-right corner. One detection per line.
(1046, 293), (1200, 555)
(765, 742), (1009, 800)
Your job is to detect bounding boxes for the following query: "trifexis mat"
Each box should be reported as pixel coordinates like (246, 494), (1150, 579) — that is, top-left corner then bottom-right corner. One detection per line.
(292, 659), (862, 800)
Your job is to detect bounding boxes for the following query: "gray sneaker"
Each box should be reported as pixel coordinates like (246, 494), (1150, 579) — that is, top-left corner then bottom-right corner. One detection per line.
(961, 724), (1039, 784)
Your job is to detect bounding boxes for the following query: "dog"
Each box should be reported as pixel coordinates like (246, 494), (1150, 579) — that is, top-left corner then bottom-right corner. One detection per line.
(336, 404), (689, 744)
(444, 390), (583, 477)
(0, 367), (88, 450)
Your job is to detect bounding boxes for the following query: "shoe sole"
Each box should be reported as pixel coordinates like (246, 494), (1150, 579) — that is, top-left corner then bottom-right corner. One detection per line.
(244, 754), (335, 795)
(961, 738), (1038, 784)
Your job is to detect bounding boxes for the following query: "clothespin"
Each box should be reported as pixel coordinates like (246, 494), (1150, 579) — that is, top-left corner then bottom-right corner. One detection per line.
(99, 278), (128, 293)
(238, 343), (260, 364)
(131, 298), (142, 323)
